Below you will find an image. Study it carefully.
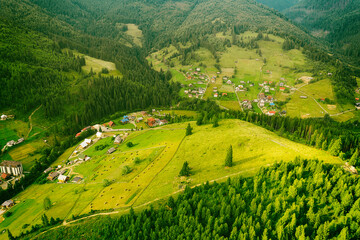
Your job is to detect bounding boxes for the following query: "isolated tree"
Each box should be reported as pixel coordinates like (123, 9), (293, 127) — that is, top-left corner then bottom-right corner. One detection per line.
(127, 142), (134, 148)
(225, 145), (233, 167)
(186, 124), (193, 136)
(43, 197), (52, 210)
(213, 116), (219, 128)
(179, 161), (191, 176)
(349, 149), (359, 166)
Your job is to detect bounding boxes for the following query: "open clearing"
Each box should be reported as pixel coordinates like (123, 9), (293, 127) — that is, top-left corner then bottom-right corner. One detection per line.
(125, 24), (143, 47)
(0, 119), (342, 236)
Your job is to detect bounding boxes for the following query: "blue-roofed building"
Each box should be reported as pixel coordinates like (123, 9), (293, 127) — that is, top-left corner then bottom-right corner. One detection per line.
(121, 115), (129, 123)
(269, 103), (275, 106)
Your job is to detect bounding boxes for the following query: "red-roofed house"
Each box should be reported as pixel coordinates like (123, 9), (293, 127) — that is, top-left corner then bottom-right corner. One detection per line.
(356, 98), (359, 101)
(222, 93), (228, 96)
(75, 132), (81, 138)
(1, 173), (10, 180)
(268, 111), (276, 116)
(109, 121), (115, 127)
(279, 87), (285, 91)
(147, 118), (156, 127)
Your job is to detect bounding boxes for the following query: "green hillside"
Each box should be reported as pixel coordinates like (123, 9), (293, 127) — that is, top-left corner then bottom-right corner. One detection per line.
(33, 160), (360, 240)
(0, 120), (341, 237)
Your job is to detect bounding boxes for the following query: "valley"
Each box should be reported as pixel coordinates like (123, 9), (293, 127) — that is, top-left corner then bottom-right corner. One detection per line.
(1, 0), (360, 239)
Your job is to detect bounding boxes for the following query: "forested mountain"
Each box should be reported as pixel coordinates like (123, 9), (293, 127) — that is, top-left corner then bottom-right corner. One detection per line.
(256, 0), (300, 11)
(0, 0), (180, 133)
(257, 0), (360, 65)
(30, 159), (360, 239)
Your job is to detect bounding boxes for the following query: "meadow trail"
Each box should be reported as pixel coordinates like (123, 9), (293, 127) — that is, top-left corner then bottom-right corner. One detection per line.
(26, 105), (42, 139)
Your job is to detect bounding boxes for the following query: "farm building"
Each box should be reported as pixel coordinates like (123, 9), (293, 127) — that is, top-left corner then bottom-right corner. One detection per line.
(47, 171), (59, 181)
(1, 115), (7, 120)
(2, 200), (14, 209)
(72, 177), (83, 183)
(58, 175), (69, 183)
(355, 103), (360, 109)
(0, 161), (23, 176)
(300, 96), (308, 99)
(44, 167), (53, 174)
(107, 147), (116, 154)
(79, 139), (92, 149)
(108, 121), (115, 127)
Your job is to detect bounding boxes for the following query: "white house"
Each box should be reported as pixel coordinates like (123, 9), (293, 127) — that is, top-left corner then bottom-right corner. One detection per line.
(1, 115), (7, 121)
(96, 132), (103, 138)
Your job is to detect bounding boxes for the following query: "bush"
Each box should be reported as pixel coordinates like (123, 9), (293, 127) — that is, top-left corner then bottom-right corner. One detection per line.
(4, 211), (12, 217)
(122, 166), (133, 175)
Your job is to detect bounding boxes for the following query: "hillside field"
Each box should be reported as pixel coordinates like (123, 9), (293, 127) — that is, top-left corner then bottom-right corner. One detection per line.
(0, 119), (341, 237)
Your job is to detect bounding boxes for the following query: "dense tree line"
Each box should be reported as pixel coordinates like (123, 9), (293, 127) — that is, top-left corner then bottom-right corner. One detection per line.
(29, 159), (360, 239)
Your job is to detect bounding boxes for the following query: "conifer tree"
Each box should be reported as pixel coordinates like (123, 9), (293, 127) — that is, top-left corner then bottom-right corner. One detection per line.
(186, 123), (193, 136)
(225, 145), (233, 167)
(349, 149), (359, 166)
(179, 161), (191, 176)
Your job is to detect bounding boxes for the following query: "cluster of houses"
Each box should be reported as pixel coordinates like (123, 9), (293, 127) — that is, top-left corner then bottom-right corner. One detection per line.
(185, 68), (206, 81)
(184, 85), (205, 98)
(235, 81), (255, 92)
(147, 117), (168, 127)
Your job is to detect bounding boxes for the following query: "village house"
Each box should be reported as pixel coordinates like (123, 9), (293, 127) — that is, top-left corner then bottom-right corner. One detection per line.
(114, 135), (123, 144)
(0, 161), (23, 176)
(6, 140), (16, 147)
(137, 117), (143, 122)
(300, 96), (308, 99)
(121, 116), (129, 124)
(79, 138), (92, 149)
(2, 200), (14, 209)
(107, 147), (116, 154)
(47, 171), (59, 181)
(1, 173), (10, 180)
(279, 87), (285, 91)
(1, 115), (7, 121)
(96, 132), (103, 138)
(268, 111), (276, 116)
(58, 175), (69, 183)
(214, 93), (218, 98)
(355, 103), (360, 109)
(17, 138), (24, 144)
(196, 68), (201, 72)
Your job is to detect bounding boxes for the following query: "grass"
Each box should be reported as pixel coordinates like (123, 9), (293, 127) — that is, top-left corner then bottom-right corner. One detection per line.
(161, 110), (198, 117)
(134, 120), (341, 206)
(125, 24), (143, 47)
(112, 123), (135, 130)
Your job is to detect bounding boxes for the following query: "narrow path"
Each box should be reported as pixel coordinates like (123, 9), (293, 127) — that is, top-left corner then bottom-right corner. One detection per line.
(330, 109), (355, 117)
(234, 84), (243, 111)
(26, 105), (42, 139)
(295, 89), (329, 114)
